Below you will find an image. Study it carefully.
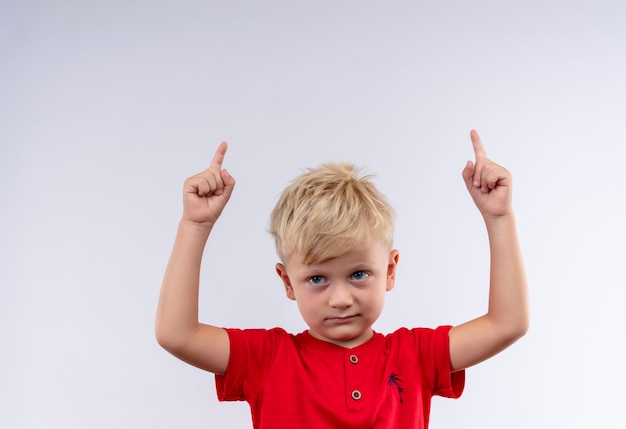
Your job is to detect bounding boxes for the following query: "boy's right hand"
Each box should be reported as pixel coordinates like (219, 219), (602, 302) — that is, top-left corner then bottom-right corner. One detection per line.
(182, 142), (235, 226)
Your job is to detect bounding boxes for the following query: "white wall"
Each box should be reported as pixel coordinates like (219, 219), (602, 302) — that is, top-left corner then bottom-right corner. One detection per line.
(1, 1), (625, 427)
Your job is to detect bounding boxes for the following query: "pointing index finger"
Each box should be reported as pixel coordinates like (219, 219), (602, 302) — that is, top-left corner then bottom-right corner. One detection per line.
(470, 129), (487, 159)
(211, 141), (228, 168)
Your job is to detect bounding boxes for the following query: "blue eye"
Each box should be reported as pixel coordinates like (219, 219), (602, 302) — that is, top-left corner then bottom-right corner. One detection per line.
(309, 275), (327, 285)
(351, 271), (368, 280)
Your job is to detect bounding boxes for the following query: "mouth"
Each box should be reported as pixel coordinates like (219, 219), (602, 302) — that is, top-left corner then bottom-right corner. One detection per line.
(326, 315), (358, 324)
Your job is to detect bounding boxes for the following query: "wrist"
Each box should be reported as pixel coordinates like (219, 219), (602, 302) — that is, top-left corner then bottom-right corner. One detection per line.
(482, 211), (516, 229)
(178, 218), (215, 238)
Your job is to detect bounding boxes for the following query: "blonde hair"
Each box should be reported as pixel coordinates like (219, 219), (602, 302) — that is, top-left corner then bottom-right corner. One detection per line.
(269, 163), (395, 264)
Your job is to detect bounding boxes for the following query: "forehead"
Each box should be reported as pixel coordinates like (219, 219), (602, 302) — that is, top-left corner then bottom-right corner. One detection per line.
(287, 242), (389, 271)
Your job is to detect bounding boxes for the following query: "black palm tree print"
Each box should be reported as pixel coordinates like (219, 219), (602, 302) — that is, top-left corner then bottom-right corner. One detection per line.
(387, 372), (404, 403)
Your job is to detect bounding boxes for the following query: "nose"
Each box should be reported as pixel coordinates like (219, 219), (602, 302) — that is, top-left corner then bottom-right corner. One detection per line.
(328, 281), (354, 309)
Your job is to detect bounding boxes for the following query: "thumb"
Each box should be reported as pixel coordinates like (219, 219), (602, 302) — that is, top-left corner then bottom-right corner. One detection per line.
(220, 169), (236, 201)
(462, 160), (475, 190)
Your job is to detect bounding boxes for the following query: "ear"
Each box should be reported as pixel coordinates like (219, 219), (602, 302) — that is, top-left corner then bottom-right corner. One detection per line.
(386, 250), (400, 292)
(276, 263), (296, 301)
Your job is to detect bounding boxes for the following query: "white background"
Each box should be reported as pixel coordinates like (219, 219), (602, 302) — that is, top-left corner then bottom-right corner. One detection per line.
(2, 1), (625, 427)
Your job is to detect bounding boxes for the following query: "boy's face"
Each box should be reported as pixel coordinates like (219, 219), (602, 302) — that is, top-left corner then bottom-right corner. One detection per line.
(276, 242), (399, 349)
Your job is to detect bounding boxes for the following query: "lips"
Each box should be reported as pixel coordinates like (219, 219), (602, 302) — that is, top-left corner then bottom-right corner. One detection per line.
(326, 315), (358, 324)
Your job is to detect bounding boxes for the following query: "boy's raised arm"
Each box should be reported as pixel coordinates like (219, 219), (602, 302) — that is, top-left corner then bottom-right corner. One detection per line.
(449, 130), (530, 372)
(155, 142), (235, 374)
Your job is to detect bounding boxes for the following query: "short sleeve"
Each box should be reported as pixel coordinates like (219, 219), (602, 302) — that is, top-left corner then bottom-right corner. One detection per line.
(215, 328), (287, 402)
(215, 328), (248, 401)
(430, 325), (465, 398)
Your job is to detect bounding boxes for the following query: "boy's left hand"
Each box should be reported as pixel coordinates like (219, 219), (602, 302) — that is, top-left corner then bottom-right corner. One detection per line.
(462, 130), (513, 220)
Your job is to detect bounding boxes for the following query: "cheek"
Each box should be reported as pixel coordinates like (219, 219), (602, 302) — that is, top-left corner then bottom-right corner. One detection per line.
(293, 289), (320, 314)
(361, 286), (387, 310)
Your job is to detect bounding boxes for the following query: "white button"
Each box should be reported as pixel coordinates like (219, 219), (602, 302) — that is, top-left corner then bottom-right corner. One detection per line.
(351, 390), (362, 400)
(349, 354), (358, 364)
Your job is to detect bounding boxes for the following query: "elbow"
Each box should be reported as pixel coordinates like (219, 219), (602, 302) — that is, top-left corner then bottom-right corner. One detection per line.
(488, 312), (530, 349)
(154, 321), (182, 354)
(518, 316), (531, 339)
(155, 318), (199, 357)
(516, 308), (531, 338)
(504, 315), (530, 345)
(154, 323), (171, 350)
(509, 327), (528, 346)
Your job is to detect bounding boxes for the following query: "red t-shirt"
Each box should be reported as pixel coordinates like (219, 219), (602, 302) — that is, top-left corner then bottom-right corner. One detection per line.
(216, 326), (464, 428)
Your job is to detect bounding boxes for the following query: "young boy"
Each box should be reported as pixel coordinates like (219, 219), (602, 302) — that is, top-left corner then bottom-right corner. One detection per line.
(155, 130), (529, 428)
